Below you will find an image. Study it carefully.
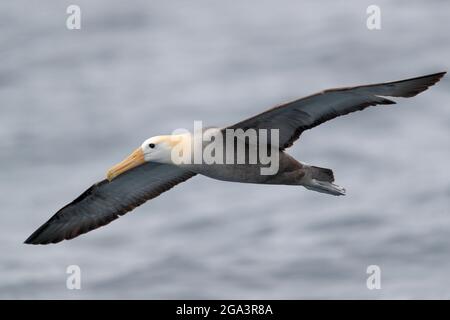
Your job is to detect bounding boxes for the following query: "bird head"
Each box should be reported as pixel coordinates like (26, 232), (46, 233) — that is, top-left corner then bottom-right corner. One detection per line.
(106, 135), (186, 181)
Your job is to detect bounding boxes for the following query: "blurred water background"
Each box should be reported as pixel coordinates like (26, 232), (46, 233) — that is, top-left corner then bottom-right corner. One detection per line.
(0, 0), (449, 299)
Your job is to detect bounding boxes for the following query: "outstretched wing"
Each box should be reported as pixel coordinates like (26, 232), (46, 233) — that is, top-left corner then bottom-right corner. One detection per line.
(226, 72), (445, 150)
(25, 163), (195, 244)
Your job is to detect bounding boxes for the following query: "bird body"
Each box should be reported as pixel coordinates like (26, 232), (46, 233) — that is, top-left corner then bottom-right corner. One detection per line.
(25, 72), (446, 244)
(117, 129), (336, 191)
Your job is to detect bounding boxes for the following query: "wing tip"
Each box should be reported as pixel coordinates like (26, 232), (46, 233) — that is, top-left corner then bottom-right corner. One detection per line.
(24, 216), (74, 245)
(24, 223), (63, 245)
(408, 71), (446, 81)
(24, 226), (45, 245)
(363, 71), (446, 99)
(400, 71), (446, 97)
(421, 71), (446, 84)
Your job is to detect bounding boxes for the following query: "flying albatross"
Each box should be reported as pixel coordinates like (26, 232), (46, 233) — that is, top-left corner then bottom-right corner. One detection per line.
(25, 72), (445, 244)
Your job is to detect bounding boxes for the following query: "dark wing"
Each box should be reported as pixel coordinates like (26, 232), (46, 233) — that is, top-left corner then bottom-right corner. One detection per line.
(25, 163), (195, 244)
(226, 72), (445, 150)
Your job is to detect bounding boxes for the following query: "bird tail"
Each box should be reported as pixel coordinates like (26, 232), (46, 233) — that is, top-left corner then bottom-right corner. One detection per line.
(309, 166), (334, 182)
(304, 166), (346, 196)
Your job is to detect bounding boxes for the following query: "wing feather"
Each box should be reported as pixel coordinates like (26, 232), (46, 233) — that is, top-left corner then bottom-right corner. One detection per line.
(226, 72), (445, 149)
(25, 163), (195, 244)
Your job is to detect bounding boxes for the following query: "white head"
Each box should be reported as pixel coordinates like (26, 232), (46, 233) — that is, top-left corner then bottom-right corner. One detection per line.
(140, 136), (178, 163)
(106, 135), (186, 181)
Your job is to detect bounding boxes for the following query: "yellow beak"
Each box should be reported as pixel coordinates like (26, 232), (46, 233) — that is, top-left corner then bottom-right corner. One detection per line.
(106, 148), (145, 181)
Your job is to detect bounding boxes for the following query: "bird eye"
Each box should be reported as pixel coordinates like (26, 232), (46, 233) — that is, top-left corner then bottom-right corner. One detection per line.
(148, 143), (155, 149)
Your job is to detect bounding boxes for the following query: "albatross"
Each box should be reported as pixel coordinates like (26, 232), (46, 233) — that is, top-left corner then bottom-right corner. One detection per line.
(25, 72), (445, 244)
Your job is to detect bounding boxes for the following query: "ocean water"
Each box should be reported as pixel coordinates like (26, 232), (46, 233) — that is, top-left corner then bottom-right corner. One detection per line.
(0, 0), (449, 299)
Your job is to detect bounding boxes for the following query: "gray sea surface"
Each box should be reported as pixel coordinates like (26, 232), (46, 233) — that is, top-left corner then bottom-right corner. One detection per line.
(0, 0), (449, 299)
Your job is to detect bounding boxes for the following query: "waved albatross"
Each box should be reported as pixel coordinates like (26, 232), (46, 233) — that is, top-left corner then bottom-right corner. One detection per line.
(25, 72), (446, 244)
